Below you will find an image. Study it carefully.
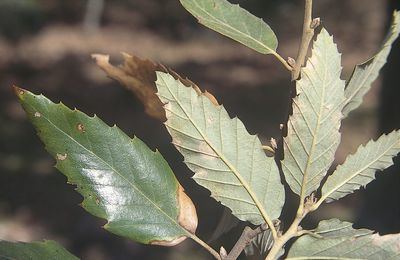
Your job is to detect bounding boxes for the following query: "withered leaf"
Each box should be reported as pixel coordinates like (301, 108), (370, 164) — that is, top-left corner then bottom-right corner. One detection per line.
(92, 53), (201, 121)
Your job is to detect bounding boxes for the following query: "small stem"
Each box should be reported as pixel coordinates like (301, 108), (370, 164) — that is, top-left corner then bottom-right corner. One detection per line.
(265, 211), (305, 260)
(291, 0), (319, 81)
(190, 234), (221, 260)
(271, 51), (294, 71)
(222, 224), (269, 260)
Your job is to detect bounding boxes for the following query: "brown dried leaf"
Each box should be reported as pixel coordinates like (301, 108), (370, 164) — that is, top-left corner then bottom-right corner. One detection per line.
(92, 53), (166, 121)
(92, 53), (201, 121)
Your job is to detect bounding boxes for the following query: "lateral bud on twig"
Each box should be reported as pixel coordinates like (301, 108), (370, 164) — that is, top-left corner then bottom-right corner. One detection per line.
(287, 57), (296, 67)
(310, 17), (321, 29)
(304, 193), (318, 210)
(220, 246), (228, 258)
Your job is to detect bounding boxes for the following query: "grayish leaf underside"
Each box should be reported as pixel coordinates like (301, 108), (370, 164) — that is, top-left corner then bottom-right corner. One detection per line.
(287, 219), (400, 259)
(283, 28), (345, 197)
(156, 72), (284, 224)
(343, 11), (400, 117)
(179, 0), (278, 54)
(322, 130), (400, 202)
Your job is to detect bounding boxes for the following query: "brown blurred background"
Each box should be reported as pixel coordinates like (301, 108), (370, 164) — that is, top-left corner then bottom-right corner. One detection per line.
(0, 0), (399, 259)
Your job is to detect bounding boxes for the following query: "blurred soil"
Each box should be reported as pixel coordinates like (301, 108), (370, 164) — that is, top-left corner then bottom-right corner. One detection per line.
(0, 0), (398, 259)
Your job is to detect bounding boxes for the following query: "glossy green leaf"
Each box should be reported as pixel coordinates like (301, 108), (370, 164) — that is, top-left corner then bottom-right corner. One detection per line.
(282, 29), (345, 198)
(0, 240), (78, 260)
(15, 87), (198, 246)
(179, 0), (278, 55)
(156, 72), (284, 225)
(321, 130), (400, 202)
(287, 219), (400, 259)
(343, 11), (400, 118)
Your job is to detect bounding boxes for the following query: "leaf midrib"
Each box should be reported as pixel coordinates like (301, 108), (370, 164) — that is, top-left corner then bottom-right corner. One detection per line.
(188, 0), (277, 54)
(26, 101), (188, 237)
(298, 59), (328, 199)
(161, 76), (270, 223)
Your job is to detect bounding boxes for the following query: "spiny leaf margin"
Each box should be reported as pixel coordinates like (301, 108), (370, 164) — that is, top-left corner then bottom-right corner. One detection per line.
(282, 28), (345, 197)
(15, 87), (196, 246)
(321, 130), (400, 202)
(155, 72), (284, 225)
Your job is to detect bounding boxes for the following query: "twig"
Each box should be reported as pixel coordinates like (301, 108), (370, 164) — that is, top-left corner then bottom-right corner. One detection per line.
(264, 194), (317, 260)
(291, 0), (320, 81)
(221, 223), (269, 260)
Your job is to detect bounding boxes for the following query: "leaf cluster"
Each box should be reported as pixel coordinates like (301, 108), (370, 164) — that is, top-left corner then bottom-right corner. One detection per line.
(3, 1), (400, 259)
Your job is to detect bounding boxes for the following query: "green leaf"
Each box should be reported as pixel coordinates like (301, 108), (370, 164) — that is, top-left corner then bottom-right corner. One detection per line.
(15, 87), (198, 246)
(156, 72), (284, 225)
(287, 219), (400, 259)
(321, 130), (400, 202)
(179, 0), (278, 55)
(343, 11), (400, 118)
(282, 29), (345, 198)
(0, 240), (78, 260)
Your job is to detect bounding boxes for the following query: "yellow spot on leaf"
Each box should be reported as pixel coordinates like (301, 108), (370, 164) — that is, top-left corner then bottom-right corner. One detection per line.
(56, 153), (67, 161)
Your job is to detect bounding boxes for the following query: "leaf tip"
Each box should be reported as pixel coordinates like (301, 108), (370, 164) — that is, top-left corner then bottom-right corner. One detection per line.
(13, 85), (26, 99)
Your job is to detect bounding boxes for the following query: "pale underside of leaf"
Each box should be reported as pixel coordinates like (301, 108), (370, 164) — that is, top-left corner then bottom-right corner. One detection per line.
(287, 219), (400, 259)
(156, 72), (284, 225)
(0, 240), (79, 260)
(16, 88), (194, 245)
(282, 28), (345, 198)
(342, 11), (400, 118)
(179, 0), (278, 54)
(321, 130), (400, 202)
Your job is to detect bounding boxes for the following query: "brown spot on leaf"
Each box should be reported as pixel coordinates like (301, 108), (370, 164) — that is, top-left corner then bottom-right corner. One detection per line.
(76, 123), (85, 133)
(34, 112), (41, 117)
(13, 85), (26, 97)
(56, 153), (67, 161)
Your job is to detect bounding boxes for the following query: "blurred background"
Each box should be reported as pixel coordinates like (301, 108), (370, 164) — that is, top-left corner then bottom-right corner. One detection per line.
(0, 0), (399, 259)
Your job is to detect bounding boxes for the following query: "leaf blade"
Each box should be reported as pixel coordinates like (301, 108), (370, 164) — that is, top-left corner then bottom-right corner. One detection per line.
(179, 0), (278, 54)
(343, 11), (400, 117)
(156, 72), (284, 225)
(287, 219), (400, 259)
(321, 130), (400, 202)
(16, 87), (197, 246)
(282, 29), (345, 197)
(0, 240), (78, 260)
